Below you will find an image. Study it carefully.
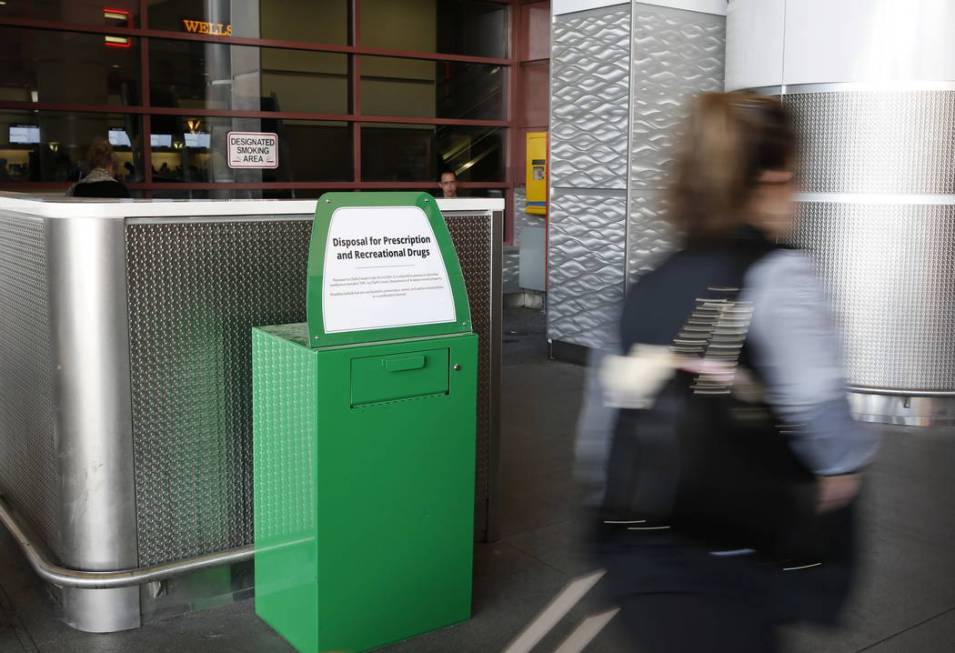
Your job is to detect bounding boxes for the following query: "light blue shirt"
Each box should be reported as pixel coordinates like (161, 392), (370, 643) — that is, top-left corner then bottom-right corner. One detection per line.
(742, 249), (879, 475)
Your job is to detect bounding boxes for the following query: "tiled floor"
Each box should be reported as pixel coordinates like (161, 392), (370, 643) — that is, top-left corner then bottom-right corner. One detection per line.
(1, 308), (953, 652)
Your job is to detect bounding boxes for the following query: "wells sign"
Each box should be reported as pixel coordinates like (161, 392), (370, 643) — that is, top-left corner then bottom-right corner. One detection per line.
(182, 20), (233, 36)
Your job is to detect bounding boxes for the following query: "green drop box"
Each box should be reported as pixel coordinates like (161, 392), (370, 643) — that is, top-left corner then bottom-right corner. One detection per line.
(252, 192), (477, 652)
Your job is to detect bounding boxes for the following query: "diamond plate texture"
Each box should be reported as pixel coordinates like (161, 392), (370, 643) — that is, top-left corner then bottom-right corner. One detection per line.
(548, 192), (627, 348)
(444, 214), (493, 536)
(551, 5), (631, 189)
(629, 3), (725, 191)
(251, 327), (315, 542)
(126, 213), (497, 565)
(0, 213), (59, 555)
(792, 202), (955, 391)
(785, 91), (955, 194)
(126, 218), (313, 566)
(627, 191), (674, 287)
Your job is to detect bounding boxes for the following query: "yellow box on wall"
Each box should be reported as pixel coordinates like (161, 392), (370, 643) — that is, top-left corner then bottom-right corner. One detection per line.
(525, 131), (547, 216)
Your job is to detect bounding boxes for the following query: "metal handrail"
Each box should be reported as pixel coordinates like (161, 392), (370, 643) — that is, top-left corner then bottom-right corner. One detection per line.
(0, 495), (253, 589)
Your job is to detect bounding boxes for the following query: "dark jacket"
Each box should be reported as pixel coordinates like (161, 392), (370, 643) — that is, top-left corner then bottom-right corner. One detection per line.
(67, 168), (130, 198)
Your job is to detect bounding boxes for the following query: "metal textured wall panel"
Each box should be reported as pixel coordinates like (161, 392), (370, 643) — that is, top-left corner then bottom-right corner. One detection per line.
(503, 188), (527, 292)
(627, 191), (673, 286)
(792, 201), (955, 392)
(443, 214), (494, 538)
(629, 3), (725, 191)
(551, 5), (631, 189)
(548, 192), (627, 348)
(126, 218), (313, 566)
(627, 4), (724, 288)
(507, 187), (547, 293)
(0, 212), (59, 555)
(785, 90), (955, 195)
(125, 213), (498, 565)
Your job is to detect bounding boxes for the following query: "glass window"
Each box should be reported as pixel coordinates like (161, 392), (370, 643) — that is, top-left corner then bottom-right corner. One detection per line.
(259, 0), (349, 44)
(362, 0), (508, 59)
(0, 1), (140, 27)
(150, 40), (349, 114)
(361, 57), (505, 120)
(149, 0), (349, 42)
(0, 111), (143, 183)
(362, 124), (503, 182)
(261, 50), (349, 114)
(148, 0), (259, 38)
(0, 27), (140, 106)
(148, 115), (351, 183)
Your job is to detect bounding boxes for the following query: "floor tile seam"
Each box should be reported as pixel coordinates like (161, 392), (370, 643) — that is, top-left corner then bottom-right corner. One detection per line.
(854, 603), (955, 652)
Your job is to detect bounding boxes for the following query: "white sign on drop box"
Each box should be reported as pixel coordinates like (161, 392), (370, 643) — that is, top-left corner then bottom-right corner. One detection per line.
(322, 205), (456, 334)
(227, 131), (279, 169)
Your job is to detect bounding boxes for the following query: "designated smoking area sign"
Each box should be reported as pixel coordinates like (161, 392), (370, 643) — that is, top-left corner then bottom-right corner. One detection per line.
(252, 192), (477, 653)
(227, 131), (279, 168)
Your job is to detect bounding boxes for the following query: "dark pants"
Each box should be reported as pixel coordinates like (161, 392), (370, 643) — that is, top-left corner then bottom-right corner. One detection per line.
(584, 504), (857, 652)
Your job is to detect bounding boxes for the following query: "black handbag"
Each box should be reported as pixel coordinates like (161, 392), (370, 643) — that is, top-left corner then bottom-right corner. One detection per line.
(601, 246), (835, 563)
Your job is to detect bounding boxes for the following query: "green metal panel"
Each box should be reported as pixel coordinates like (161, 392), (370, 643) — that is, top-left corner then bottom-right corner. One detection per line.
(350, 348), (449, 406)
(252, 324), (319, 653)
(253, 323), (477, 653)
(306, 192), (472, 348)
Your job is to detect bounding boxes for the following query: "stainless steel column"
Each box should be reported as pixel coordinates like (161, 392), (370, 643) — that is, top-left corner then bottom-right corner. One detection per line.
(727, 0), (955, 425)
(47, 216), (140, 632)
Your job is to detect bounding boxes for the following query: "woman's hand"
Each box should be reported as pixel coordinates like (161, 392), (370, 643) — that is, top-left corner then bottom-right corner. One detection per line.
(816, 473), (861, 513)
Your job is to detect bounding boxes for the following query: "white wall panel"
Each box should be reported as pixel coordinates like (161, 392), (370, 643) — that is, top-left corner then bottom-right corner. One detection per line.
(724, 0), (784, 90)
(728, 0), (955, 89)
(783, 0), (955, 85)
(636, 0), (726, 16)
(554, 0), (627, 16)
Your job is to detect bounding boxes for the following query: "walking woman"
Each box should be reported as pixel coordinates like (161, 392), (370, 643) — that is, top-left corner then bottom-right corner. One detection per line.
(588, 92), (878, 652)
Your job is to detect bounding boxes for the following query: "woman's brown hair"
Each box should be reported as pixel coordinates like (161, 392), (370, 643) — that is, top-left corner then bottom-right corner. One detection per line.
(86, 137), (116, 171)
(667, 92), (795, 243)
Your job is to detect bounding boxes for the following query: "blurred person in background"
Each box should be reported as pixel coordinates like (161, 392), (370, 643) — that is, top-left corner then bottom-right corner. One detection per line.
(439, 169), (460, 198)
(579, 92), (878, 652)
(67, 137), (130, 198)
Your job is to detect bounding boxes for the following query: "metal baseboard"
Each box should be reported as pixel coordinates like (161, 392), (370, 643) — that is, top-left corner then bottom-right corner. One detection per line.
(849, 393), (955, 427)
(548, 339), (592, 366)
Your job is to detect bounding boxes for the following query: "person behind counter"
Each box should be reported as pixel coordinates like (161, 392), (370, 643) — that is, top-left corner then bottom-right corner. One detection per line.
(439, 169), (460, 198)
(67, 137), (130, 198)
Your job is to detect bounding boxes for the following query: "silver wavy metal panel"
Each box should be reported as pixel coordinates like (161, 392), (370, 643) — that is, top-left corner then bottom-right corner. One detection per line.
(548, 192), (627, 348)
(630, 3), (725, 191)
(784, 90), (955, 194)
(551, 5), (631, 190)
(627, 191), (674, 287)
(126, 214), (498, 564)
(0, 213), (59, 555)
(792, 202), (955, 391)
